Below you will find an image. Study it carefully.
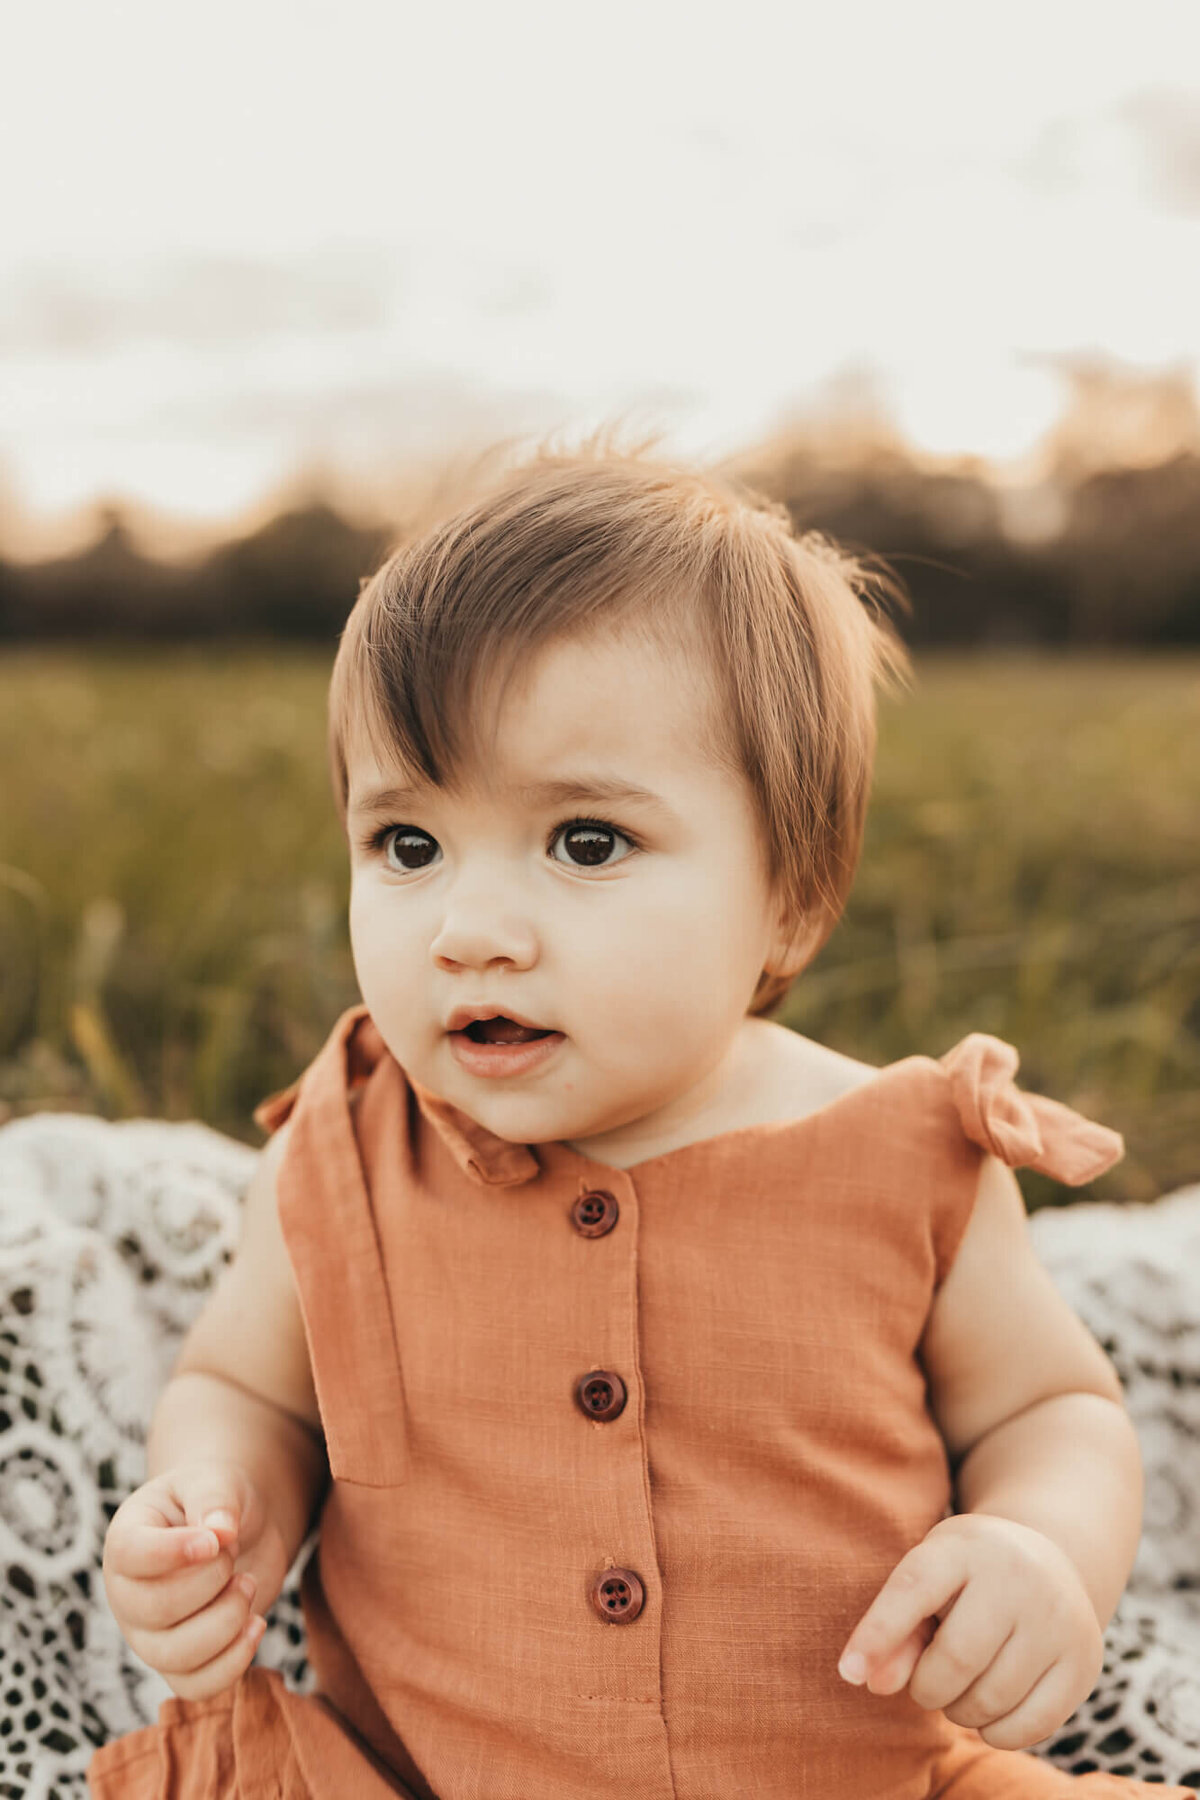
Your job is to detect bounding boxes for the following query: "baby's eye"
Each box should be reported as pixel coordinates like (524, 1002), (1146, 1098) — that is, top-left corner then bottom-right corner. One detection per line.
(548, 820), (636, 870)
(380, 827), (441, 873)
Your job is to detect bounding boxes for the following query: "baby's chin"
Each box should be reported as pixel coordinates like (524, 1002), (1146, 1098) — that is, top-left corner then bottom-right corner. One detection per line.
(441, 1085), (618, 1150)
(431, 1061), (646, 1152)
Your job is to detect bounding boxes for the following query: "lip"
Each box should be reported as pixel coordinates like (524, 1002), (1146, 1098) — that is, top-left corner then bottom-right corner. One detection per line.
(445, 1003), (555, 1033)
(447, 1029), (565, 1080)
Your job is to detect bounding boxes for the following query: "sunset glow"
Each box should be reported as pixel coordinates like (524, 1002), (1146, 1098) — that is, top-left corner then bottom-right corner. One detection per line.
(3, 0), (1198, 552)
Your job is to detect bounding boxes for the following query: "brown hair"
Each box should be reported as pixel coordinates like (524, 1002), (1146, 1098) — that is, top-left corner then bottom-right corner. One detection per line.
(328, 438), (910, 1015)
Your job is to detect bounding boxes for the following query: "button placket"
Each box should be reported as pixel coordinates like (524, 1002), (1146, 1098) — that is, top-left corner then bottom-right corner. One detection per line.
(565, 1171), (655, 1645)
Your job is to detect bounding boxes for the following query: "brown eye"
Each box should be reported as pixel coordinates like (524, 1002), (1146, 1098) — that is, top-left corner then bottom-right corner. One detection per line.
(384, 828), (440, 872)
(550, 822), (633, 869)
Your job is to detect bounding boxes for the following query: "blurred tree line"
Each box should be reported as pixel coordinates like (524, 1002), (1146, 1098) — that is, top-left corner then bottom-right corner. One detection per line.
(3, 362), (1199, 645)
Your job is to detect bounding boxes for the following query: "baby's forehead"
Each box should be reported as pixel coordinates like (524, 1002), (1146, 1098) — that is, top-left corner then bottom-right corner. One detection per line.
(344, 627), (734, 810)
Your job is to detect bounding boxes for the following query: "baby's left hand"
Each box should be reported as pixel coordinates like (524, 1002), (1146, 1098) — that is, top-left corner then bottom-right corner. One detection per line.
(837, 1513), (1105, 1749)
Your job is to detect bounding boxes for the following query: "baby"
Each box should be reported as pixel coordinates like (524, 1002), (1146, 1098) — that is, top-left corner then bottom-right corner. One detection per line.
(89, 446), (1185, 1799)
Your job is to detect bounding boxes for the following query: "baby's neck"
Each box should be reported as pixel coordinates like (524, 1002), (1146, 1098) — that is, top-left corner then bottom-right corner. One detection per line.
(561, 1018), (849, 1169)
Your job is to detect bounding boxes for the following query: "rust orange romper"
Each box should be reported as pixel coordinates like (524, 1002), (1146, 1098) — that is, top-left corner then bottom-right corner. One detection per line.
(88, 1005), (1188, 1800)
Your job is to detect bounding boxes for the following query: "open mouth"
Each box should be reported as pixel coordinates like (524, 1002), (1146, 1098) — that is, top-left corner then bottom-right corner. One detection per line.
(447, 1013), (565, 1079)
(462, 1016), (554, 1045)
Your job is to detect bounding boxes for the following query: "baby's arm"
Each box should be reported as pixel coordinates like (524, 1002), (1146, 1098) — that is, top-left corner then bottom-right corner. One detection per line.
(151, 1115), (327, 1559)
(921, 1153), (1140, 1623)
(839, 1153), (1140, 1747)
(102, 1120), (329, 1697)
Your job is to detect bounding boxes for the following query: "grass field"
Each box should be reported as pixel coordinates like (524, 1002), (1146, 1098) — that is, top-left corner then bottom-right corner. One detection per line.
(1, 644), (1197, 1209)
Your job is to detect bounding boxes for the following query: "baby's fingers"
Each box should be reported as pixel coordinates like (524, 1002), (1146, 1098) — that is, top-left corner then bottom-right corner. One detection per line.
(905, 1581), (1020, 1714)
(109, 1515), (222, 1580)
(104, 1502), (237, 1634)
(978, 1657), (1079, 1752)
(131, 1571), (261, 1682)
(859, 1619), (936, 1698)
(839, 1537), (969, 1688)
(944, 1625), (1051, 1733)
(165, 1609), (268, 1704)
(107, 1550), (239, 1634)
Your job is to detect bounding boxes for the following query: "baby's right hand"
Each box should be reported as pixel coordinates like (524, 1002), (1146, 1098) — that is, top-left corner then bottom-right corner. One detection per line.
(102, 1462), (285, 1699)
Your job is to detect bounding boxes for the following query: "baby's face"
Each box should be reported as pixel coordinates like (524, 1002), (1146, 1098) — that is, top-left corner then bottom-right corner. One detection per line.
(345, 624), (791, 1157)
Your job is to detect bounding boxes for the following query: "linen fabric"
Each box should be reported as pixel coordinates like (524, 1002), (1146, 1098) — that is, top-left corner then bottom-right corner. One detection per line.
(89, 1006), (1184, 1799)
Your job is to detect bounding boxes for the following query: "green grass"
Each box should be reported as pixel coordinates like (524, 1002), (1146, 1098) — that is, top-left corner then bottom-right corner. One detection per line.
(1, 644), (1197, 1208)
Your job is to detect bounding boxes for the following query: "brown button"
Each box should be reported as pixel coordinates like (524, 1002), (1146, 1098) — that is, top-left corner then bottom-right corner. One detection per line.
(575, 1371), (627, 1421)
(590, 1567), (645, 1622)
(570, 1190), (619, 1237)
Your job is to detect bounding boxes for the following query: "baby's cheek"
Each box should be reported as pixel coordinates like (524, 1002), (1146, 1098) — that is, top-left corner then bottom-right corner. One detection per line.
(349, 916), (427, 1051)
(627, 925), (756, 1033)
(586, 965), (728, 1078)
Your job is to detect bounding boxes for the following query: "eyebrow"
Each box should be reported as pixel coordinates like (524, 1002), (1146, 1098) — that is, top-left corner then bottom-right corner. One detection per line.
(347, 776), (676, 819)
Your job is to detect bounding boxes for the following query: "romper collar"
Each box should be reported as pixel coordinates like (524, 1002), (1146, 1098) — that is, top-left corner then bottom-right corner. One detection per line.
(408, 1075), (541, 1187)
(342, 1005), (538, 1186)
(255, 1004), (539, 1188)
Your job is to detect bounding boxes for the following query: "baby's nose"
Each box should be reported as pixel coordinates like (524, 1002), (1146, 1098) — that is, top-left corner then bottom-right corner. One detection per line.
(429, 899), (538, 972)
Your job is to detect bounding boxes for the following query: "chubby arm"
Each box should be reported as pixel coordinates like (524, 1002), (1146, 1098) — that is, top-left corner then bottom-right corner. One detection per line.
(920, 1153), (1141, 1626)
(153, 1117), (329, 1573)
(99, 1120), (331, 1699)
(838, 1154), (1141, 1747)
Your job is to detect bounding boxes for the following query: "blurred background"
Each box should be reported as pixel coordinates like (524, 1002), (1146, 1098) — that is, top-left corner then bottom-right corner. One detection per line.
(1, 0), (1197, 1205)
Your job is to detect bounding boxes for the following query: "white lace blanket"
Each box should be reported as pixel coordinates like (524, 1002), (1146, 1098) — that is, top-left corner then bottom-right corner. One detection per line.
(1, 1113), (1198, 1797)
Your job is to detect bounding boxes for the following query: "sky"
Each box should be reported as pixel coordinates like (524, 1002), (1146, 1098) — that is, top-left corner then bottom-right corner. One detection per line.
(2, 0), (1199, 554)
